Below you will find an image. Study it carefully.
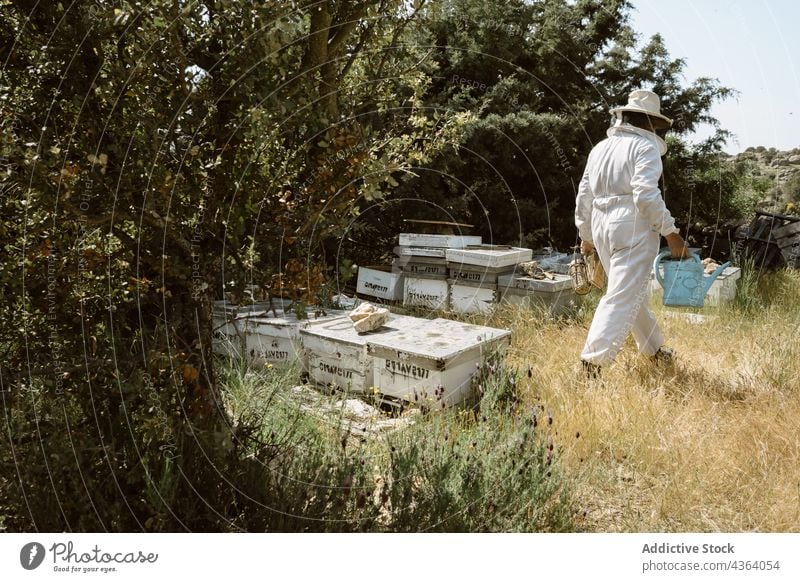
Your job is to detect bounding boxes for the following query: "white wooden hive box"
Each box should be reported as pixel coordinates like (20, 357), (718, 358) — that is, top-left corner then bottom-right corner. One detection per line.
(397, 233), (482, 248)
(403, 276), (449, 310)
(356, 266), (404, 301)
(300, 313), (431, 393)
(449, 279), (497, 314)
(445, 246), (533, 268)
(242, 309), (345, 367)
(497, 274), (577, 313)
(367, 318), (511, 407)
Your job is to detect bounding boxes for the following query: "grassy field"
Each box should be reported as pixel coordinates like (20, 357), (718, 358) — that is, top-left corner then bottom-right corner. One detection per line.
(489, 266), (800, 532)
(219, 266), (800, 532)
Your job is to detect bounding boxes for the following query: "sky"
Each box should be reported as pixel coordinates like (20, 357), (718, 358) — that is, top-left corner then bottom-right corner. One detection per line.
(629, 0), (800, 153)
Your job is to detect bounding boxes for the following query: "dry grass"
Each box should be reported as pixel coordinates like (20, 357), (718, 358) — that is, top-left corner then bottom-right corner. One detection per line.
(483, 269), (800, 532)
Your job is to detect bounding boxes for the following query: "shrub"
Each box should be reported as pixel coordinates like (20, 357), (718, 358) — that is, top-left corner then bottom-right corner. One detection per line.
(217, 358), (575, 532)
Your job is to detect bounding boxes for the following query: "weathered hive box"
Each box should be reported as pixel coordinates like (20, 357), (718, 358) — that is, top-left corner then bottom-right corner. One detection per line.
(396, 254), (449, 277)
(300, 314), (430, 393)
(398, 233), (482, 248)
(403, 275), (449, 310)
(707, 266), (741, 303)
(449, 279), (497, 314)
(445, 245), (533, 268)
(242, 309), (346, 367)
(497, 273), (577, 314)
(368, 318), (511, 407)
(447, 262), (516, 285)
(356, 266), (404, 301)
(212, 301), (279, 357)
(394, 245), (448, 259)
(649, 266), (741, 305)
(213, 300), (279, 318)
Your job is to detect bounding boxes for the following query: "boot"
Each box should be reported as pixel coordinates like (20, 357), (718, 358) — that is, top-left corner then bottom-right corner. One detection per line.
(581, 359), (602, 379)
(653, 346), (675, 363)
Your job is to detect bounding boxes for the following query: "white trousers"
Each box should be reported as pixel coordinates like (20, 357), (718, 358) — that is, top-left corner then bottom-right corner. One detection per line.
(581, 195), (664, 366)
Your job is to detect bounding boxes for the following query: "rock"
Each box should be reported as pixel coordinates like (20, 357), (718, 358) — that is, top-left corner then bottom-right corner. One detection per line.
(349, 302), (389, 333)
(789, 155), (800, 164)
(354, 310), (389, 332)
(701, 257), (721, 274)
(772, 158), (789, 166)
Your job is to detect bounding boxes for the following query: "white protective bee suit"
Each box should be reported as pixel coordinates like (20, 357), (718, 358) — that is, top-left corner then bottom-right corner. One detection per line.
(575, 120), (679, 366)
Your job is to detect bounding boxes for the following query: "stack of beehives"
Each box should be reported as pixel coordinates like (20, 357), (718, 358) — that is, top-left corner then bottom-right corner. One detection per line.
(212, 232), (580, 408)
(394, 231), (483, 310)
(355, 226), (581, 314)
(444, 244), (531, 313)
(211, 299), (512, 409)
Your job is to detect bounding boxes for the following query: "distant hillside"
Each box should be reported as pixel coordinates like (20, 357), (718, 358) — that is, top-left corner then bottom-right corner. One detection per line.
(733, 147), (800, 214)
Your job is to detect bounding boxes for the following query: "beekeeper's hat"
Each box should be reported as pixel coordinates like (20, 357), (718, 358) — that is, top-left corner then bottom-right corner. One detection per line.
(610, 89), (672, 129)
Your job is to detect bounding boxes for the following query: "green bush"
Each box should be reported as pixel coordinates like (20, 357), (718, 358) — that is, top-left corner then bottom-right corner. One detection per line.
(380, 365), (573, 532)
(216, 358), (575, 532)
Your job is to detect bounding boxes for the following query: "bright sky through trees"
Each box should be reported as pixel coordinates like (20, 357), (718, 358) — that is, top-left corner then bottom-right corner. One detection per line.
(631, 0), (800, 153)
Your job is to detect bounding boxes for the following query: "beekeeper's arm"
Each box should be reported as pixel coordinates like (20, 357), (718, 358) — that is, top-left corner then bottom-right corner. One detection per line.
(575, 165), (594, 251)
(631, 142), (687, 258)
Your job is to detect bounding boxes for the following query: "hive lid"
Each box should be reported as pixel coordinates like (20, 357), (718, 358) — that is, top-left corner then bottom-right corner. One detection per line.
(367, 318), (511, 360)
(398, 233), (482, 248)
(247, 309), (346, 329)
(300, 313), (433, 345)
(497, 273), (573, 292)
(394, 245), (448, 258)
(395, 254), (448, 266)
(445, 246), (533, 268)
(403, 219), (475, 230)
(212, 298), (296, 317)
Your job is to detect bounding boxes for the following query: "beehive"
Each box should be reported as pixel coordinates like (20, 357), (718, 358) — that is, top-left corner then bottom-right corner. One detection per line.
(448, 279), (497, 314)
(403, 276), (449, 310)
(300, 314), (432, 393)
(241, 309), (345, 367)
(356, 266), (404, 301)
(211, 301), (279, 357)
(445, 245), (533, 268)
(396, 254), (449, 277)
(497, 273), (577, 314)
(368, 318), (511, 407)
(398, 233), (482, 248)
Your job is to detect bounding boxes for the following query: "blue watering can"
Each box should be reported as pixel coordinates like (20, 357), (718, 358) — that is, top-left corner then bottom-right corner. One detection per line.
(653, 250), (731, 308)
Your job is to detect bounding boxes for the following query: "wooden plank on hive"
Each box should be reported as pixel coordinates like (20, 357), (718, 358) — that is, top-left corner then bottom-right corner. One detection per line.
(772, 221), (800, 240)
(749, 216), (770, 240)
(743, 234), (782, 245)
(404, 218), (474, 228)
(777, 233), (800, 249)
(402, 219), (475, 235)
(781, 244), (800, 263)
(755, 210), (800, 223)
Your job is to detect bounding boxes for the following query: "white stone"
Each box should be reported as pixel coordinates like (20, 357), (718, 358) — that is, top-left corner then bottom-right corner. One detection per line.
(349, 302), (390, 332)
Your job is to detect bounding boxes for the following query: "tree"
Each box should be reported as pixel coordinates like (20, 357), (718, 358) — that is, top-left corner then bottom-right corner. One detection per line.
(362, 0), (736, 256)
(1, 0), (457, 530)
(0, 0), (750, 531)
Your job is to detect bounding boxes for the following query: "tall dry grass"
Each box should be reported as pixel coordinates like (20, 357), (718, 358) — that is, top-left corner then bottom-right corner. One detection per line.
(486, 268), (800, 532)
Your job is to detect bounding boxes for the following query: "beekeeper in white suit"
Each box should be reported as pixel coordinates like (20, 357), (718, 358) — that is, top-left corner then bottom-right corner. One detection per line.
(575, 90), (688, 376)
